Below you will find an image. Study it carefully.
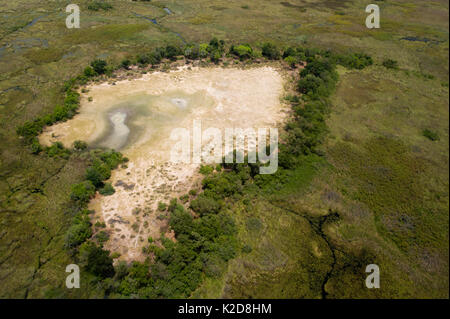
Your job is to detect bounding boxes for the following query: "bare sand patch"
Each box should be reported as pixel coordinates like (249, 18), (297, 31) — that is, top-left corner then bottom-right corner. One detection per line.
(40, 66), (287, 261)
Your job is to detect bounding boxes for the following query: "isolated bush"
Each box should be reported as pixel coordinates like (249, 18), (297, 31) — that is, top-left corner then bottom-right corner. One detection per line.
(206, 38), (225, 63)
(210, 50), (222, 63)
(73, 140), (87, 151)
(95, 221), (106, 228)
(262, 42), (280, 60)
(422, 129), (440, 141)
(382, 59), (398, 69)
(90, 59), (107, 74)
(99, 183), (115, 195)
(230, 44), (253, 60)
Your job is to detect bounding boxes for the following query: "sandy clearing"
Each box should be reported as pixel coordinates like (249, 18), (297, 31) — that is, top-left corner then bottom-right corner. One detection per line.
(40, 65), (288, 262)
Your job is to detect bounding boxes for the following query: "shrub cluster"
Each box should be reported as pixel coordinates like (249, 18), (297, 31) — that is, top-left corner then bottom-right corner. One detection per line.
(100, 46), (376, 296)
(261, 42), (281, 60)
(65, 150), (127, 278)
(230, 44), (253, 60)
(71, 150), (127, 202)
(64, 209), (93, 249)
(16, 89), (80, 145)
(279, 54), (339, 168)
(87, 2), (113, 11)
(422, 129), (440, 141)
(332, 53), (373, 69)
(382, 58), (398, 69)
(117, 195), (237, 297)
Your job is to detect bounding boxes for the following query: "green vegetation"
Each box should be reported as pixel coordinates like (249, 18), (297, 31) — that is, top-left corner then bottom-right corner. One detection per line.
(183, 38), (226, 63)
(382, 59), (399, 69)
(189, 189), (198, 196)
(179, 194), (189, 203)
(95, 230), (110, 244)
(422, 129), (440, 141)
(333, 53), (373, 69)
(16, 90), (81, 144)
(79, 242), (115, 279)
(87, 2), (113, 11)
(99, 183), (115, 196)
(70, 181), (96, 204)
(261, 42), (281, 60)
(284, 55), (299, 68)
(157, 202), (167, 211)
(190, 195), (221, 216)
(23, 42), (445, 298)
(65, 148), (126, 279)
(120, 59), (131, 70)
(230, 44), (253, 60)
(1, 0), (447, 299)
(199, 164), (214, 175)
(73, 140), (88, 151)
(118, 204), (237, 297)
(83, 66), (96, 77)
(65, 209), (92, 249)
(45, 141), (71, 158)
(21, 39), (350, 297)
(90, 59), (108, 75)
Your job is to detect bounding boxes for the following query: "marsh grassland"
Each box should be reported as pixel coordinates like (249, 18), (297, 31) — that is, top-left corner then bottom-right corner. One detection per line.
(0, 0), (448, 298)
